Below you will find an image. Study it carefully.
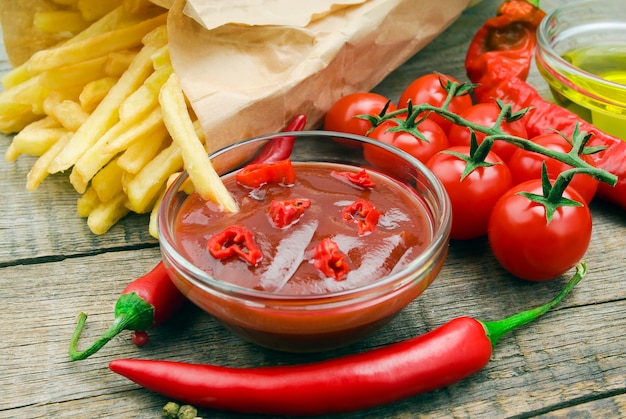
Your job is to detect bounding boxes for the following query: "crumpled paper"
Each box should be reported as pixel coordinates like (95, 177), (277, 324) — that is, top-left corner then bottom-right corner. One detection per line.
(167, 0), (471, 153)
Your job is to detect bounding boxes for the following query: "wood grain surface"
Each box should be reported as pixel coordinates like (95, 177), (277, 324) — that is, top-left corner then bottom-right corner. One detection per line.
(1, 1), (625, 418)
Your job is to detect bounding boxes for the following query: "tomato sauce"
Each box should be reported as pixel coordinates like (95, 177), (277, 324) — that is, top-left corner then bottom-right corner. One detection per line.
(173, 162), (433, 296)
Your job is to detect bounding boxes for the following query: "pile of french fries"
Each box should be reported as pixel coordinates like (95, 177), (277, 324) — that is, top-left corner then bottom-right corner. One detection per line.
(1, 0), (236, 237)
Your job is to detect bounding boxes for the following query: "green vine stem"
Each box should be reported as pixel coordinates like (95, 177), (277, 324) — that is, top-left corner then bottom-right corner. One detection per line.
(375, 80), (618, 189)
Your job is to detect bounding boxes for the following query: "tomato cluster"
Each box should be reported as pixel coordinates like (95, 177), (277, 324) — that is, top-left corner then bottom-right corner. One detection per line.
(323, 73), (598, 282)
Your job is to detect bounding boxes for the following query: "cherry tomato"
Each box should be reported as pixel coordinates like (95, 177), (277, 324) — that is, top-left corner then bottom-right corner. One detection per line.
(398, 73), (472, 134)
(365, 118), (448, 164)
(507, 132), (599, 204)
(447, 102), (528, 163)
(488, 180), (592, 282)
(324, 92), (397, 136)
(426, 146), (513, 240)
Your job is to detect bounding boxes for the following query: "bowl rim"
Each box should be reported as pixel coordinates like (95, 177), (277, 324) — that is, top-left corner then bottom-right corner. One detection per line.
(157, 129), (451, 303)
(536, 0), (626, 105)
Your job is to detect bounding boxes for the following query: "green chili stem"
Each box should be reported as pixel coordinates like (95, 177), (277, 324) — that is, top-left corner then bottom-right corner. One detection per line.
(481, 262), (586, 347)
(69, 312), (138, 360)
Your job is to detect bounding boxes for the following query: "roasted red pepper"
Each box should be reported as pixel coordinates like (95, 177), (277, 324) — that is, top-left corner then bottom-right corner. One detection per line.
(341, 199), (381, 235)
(465, 0), (545, 86)
(235, 159), (297, 189)
(466, 0), (626, 210)
(312, 237), (350, 281)
(110, 263), (586, 416)
(268, 198), (311, 228)
(331, 169), (376, 189)
(249, 114), (306, 165)
(207, 225), (263, 266)
(69, 261), (186, 361)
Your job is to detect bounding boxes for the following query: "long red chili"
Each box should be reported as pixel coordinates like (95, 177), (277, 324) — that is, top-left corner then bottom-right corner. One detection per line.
(110, 264), (585, 416)
(249, 113), (307, 164)
(69, 261), (186, 361)
(466, 0), (626, 210)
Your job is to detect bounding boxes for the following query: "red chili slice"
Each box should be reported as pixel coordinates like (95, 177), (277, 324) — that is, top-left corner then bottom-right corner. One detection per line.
(312, 237), (350, 281)
(268, 198), (311, 229)
(235, 159), (297, 189)
(207, 225), (263, 266)
(331, 169), (376, 189)
(341, 199), (381, 235)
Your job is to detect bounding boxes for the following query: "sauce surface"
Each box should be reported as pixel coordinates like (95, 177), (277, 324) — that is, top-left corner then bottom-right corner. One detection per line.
(173, 162), (432, 295)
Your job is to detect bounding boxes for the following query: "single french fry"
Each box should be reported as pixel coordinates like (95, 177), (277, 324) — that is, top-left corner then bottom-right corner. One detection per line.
(78, 0), (124, 22)
(148, 171), (183, 239)
(117, 124), (169, 174)
(76, 186), (100, 217)
(72, 106), (164, 186)
(123, 0), (156, 15)
(26, 132), (73, 190)
(7, 117), (61, 161)
(11, 127), (70, 157)
(49, 40), (160, 173)
(150, 44), (170, 69)
(141, 24), (168, 48)
(125, 141), (183, 214)
(159, 73), (238, 212)
(28, 12), (168, 73)
(119, 63), (172, 122)
(1, 64), (35, 90)
(43, 96), (89, 132)
(38, 56), (108, 91)
(79, 76), (118, 112)
(33, 11), (89, 34)
(103, 50), (138, 77)
(91, 157), (125, 202)
(87, 192), (130, 235)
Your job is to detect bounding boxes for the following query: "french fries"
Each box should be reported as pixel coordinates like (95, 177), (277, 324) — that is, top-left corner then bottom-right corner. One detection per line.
(1, 1), (241, 236)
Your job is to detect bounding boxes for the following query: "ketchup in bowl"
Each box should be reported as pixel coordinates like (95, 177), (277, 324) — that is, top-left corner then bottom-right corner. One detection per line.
(158, 131), (451, 352)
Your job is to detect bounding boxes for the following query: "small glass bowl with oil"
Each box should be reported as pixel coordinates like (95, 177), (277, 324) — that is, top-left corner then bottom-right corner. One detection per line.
(536, 0), (626, 141)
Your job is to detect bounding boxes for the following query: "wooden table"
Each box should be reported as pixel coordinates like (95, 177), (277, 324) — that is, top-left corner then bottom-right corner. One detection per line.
(1, 1), (625, 418)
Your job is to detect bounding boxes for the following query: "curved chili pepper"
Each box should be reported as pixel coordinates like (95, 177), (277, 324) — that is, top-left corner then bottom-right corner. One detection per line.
(207, 225), (263, 266)
(69, 261), (186, 361)
(466, 1), (626, 210)
(331, 169), (376, 189)
(110, 263), (586, 416)
(249, 114), (306, 164)
(235, 159), (297, 189)
(312, 237), (350, 281)
(341, 199), (381, 235)
(268, 198), (311, 228)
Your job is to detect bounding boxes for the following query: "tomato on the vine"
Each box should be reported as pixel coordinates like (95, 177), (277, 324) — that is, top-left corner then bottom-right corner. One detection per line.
(447, 101), (528, 162)
(324, 92), (397, 137)
(426, 145), (513, 240)
(507, 132), (599, 204)
(488, 179), (592, 282)
(365, 117), (448, 164)
(397, 73), (472, 134)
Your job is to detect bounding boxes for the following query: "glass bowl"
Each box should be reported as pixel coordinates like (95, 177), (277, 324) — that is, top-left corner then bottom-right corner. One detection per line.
(158, 131), (451, 352)
(535, 0), (626, 140)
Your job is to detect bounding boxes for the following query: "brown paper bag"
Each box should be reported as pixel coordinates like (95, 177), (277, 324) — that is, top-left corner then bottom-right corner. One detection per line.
(167, 0), (471, 153)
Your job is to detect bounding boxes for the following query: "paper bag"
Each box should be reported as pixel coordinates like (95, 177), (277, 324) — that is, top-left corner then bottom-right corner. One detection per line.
(167, 0), (471, 153)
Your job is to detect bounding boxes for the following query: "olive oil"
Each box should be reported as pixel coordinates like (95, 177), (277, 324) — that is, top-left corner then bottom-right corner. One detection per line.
(541, 44), (626, 140)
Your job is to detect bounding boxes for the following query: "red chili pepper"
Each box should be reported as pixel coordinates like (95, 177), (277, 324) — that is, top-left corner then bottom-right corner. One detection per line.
(110, 263), (586, 416)
(465, 0), (545, 86)
(235, 159), (297, 189)
(466, 1), (626, 210)
(331, 169), (376, 189)
(312, 237), (350, 281)
(207, 225), (263, 266)
(268, 198), (311, 229)
(341, 199), (381, 235)
(69, 261), (186, 361)
(249, 114), (307, 164)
